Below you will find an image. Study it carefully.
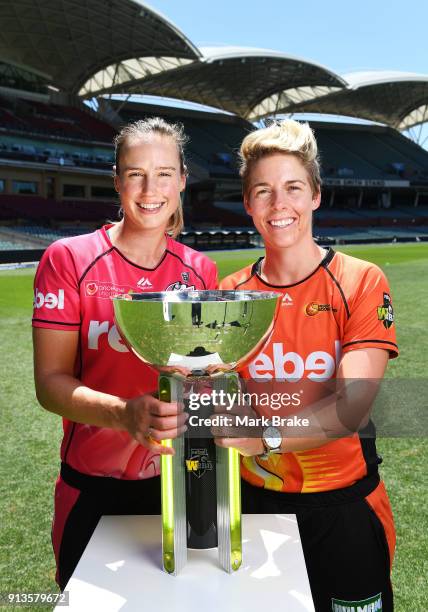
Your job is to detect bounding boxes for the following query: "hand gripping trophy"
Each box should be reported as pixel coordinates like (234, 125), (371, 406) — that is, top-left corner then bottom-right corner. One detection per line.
(113, 290), (280, 575)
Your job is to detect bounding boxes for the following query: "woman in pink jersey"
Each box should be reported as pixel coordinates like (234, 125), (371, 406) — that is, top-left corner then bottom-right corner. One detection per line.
(216, 120), (397, 611)
(32, 117), (217, 590)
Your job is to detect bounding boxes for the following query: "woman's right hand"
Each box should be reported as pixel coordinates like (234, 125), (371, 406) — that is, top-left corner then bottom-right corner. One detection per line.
(122, 394), (188, 455)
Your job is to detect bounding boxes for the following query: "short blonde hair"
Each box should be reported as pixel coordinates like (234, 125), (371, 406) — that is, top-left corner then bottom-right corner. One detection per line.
(239, 119), (321, 195)
(114, 117), (188, 238)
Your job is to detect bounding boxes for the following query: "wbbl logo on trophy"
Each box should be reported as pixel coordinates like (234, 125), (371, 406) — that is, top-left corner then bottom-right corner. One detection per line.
(185, 448), (214, 478)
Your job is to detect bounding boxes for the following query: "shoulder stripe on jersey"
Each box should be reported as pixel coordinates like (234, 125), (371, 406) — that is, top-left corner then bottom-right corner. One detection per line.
(323, 266), (351, 319)
(320, 247), (336, 267)
(32, 318), (81, 327)
(234, 260), (261, 289)
(113, 247), (167, 271)
(165, 249), (207, 289)
(251, 257), (263, 276)
(343, 339), (398, 349)
(78, 247), (114, 286)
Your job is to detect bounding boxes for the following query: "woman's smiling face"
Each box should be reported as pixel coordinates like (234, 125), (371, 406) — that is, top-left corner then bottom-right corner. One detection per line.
(114, 133), (186, 233)
(244, 152), (320, 250)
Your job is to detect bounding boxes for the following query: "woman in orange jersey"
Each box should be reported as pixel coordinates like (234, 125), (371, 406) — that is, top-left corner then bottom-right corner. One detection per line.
(215, 120), (397, 612)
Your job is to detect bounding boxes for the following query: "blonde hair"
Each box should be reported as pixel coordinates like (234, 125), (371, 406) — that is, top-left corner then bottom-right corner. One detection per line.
(239, 119), (321, 195)
(114, 117), (188, 237)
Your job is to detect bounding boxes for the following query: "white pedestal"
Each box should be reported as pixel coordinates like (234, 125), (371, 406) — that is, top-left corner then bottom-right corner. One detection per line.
(58, 514), (314, 612)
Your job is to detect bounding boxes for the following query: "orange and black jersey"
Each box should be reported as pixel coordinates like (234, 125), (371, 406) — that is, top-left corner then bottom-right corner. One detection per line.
(220, 248), (398, 493)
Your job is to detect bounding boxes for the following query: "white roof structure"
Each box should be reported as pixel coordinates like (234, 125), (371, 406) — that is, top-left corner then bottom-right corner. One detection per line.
(1, 2), (428, 132)
(0, 0), (200, 93)
(278, 71), (428, 130)
(343, 70), (428, 88)
(83, 45), (346, 119)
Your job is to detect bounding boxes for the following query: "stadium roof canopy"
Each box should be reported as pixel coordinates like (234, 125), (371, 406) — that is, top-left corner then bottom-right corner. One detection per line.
(0, 0), (200, 93)
(274, 71), (428, 130)
(82, 45), (346, 119)
(2, 2), (428, 133)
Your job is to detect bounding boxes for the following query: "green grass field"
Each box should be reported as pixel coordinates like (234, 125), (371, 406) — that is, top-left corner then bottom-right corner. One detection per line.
(0, 243), (427, 610)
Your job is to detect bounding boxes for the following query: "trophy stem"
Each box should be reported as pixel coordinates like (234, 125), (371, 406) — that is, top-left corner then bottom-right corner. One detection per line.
(159, 375), (187, 575)
(215, 373), (242, 572)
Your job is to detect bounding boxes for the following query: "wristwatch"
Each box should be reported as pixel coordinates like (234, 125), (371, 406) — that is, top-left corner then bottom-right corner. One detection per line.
(260, 422), (282, 457)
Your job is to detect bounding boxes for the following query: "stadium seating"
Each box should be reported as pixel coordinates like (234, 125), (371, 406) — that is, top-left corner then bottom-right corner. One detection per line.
(0, 96), (115, 143)
(120, 107), (248, 176)
(0, 239), (28, 250)
(0, 195), (119, 223)
(1, 95), (428, 250)
(316, 124), (428, 180)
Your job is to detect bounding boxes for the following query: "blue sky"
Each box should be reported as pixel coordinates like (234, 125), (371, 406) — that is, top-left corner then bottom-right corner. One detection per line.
(146, 0), (427, 76)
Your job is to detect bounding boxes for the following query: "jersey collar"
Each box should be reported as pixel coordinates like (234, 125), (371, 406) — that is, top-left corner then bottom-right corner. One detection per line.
(253, 247), (335, 288)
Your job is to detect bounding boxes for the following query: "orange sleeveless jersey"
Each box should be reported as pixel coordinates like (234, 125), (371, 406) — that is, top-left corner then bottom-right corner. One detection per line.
(219, 248), (398, 493)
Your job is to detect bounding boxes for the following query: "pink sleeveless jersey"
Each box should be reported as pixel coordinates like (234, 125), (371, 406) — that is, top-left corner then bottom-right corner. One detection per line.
(32, 225), (218, 479)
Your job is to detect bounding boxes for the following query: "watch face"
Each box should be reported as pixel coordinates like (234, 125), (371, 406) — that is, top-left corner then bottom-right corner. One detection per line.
(263, 425), (281, 449)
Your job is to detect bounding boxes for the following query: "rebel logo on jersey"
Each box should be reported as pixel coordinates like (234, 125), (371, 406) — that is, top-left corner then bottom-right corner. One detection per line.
(88, 320), (129, 352)
(249, 340), (341, 381)
(34, 288), (64, 310)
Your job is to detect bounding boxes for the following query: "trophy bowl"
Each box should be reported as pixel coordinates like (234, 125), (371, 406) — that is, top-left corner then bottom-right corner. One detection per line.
(113, 289), (280, 373)
(112, 290), (281, 575)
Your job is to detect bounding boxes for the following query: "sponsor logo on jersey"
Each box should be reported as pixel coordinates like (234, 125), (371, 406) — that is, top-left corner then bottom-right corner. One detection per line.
(282, 293), (293, 306)
(331, 592), (382, 612)
(165, 281), (196, 291)
(86, 282), (98, 296)
(34, 288), (64, 310)
(181, 271), (190, 282)
(249, 340), (341, 381)
(88, 320), (129, 352)
(137, 277), (153, 288)
(377, 293), (394, 329)
(305, 301), (336, 316)
(186, 448), (213, 478)
(84, 280), (133, 299)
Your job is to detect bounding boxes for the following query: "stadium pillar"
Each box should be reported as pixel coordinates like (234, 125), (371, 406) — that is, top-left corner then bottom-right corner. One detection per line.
(358, 190), (363, 208)
(329, 190), (335, 207)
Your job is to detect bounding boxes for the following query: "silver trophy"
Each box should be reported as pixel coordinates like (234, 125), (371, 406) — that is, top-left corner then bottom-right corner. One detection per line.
(113, 290), (280, 575)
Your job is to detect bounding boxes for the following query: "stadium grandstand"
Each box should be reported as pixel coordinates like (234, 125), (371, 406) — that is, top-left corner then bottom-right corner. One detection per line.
(0, 0), (428, 260)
